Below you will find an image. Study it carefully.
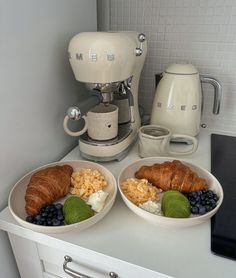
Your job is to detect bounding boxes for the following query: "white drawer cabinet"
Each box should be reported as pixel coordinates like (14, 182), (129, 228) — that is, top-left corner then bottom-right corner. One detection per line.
(8, 232), (169, 278)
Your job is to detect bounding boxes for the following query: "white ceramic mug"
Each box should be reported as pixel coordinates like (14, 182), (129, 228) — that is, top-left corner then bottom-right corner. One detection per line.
(63, 104), (118, 140)
(138, 125), (198, 158)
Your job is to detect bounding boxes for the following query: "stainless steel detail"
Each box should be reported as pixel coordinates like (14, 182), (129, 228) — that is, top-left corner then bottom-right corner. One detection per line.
(66, 92), (101, 119)
(67, 106), (81, 120)
(135, 48), (143, 56)
(63, 255), (119, 278)
(109, 272), (119, 278)
(130, 106), (135, 123)
(101, 92), (114, 103)
(63, 255), (92, 278)
(136, 33), (146, 56)
(201, 123), (207, 128)
(200, 75), (222, 115)
(138, 33), (146, 42)
(85, 82), (120, 93)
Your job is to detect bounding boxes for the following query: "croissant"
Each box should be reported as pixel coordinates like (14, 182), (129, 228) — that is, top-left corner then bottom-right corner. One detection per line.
(135, 160), (208, 193)
(25, 165), (73, 215)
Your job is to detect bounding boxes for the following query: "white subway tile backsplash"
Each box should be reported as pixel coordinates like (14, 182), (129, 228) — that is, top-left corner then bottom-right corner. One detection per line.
(109, 0), (236, 132)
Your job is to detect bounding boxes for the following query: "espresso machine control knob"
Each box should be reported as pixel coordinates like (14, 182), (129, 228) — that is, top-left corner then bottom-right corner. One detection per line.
(136, 33), (146, 56)
(67, 106), (81, 120)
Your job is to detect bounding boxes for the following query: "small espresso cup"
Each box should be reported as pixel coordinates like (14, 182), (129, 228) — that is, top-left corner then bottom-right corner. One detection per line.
(138, 125), (198, 158)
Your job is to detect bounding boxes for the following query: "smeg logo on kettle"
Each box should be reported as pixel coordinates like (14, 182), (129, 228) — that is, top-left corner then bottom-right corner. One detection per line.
(157, 102), (198, 111)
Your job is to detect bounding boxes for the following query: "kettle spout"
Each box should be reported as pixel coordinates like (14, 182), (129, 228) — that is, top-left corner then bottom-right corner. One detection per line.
(200, 75), (222, 115)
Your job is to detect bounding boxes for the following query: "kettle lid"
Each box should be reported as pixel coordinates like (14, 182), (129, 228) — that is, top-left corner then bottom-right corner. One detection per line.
(165, 64), (198, 75)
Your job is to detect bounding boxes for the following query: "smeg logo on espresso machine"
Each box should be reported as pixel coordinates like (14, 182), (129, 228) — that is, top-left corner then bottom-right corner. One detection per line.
(68, 52), (115, 62)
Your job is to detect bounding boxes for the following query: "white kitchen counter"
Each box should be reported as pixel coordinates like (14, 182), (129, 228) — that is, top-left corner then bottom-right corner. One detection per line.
(0, 128), (236, 278)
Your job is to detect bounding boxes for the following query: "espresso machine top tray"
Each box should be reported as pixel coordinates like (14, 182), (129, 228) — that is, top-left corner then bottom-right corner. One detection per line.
(211, 133), (236, 260)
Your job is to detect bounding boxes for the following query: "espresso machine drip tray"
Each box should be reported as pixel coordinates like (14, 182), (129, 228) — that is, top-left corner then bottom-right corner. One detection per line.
(211, 133), (236, 260)
(79, 123), (132, 146)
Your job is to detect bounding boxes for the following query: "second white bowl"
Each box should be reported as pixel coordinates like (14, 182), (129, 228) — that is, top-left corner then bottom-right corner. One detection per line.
(118, 157), (223, 228)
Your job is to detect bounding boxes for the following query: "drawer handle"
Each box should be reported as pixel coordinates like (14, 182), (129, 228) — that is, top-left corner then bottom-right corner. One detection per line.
(63, 255), (119, 278)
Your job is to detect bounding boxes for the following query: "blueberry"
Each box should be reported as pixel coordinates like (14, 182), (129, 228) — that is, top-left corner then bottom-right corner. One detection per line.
(41, 212), (48, 218)
(47, 212), (53, 219)
(37, 220), (43, 225)
(197, 190), (203, 196)
(47, 219), (52, 226)
(193, 192), (198, 198)
(55, 203), (63, 210)
(195, 203), (201, 208)
(199, 206), (207, 215)
(57, 214), (64, 221)
(35, 215), (42, 221)
(41, 217), (46, 222)
(40, 207), (45, 213)
(26, 216), (34, 223)
(44, 205), (51, 212)
(200, 195), (205, 201)
(191, 206), (199, 214)
(52, 219), (61, 226)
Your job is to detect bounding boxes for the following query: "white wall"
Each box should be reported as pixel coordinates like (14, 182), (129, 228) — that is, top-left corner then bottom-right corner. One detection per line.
(104, 0), (236, 133)
(0, 0), (97, 277)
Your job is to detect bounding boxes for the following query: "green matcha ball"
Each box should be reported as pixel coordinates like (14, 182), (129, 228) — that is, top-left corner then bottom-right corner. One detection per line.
(63, 196), (94, 224)
(162, 190), (191, 218)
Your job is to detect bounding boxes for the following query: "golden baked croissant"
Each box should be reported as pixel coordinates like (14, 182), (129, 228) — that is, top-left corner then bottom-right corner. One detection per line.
(25, 165), (73, 215)
(135, 160), (208, 193)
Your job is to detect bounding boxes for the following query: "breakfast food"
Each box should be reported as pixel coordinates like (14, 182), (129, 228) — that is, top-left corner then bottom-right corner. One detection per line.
(135, 160), (208, 193)
(162, 190), (191, 218)
(26, 203), (64, 226)
(87, 190), (109, 212)
(70, 168), (108, 199)
(139, 200), (162, 215)
(187, 189), (219, 215)
(121, 178), (161, 205)
(120, 160), (220, 219)
(63, 196), (94, 224)
(25, 165), (73, 215)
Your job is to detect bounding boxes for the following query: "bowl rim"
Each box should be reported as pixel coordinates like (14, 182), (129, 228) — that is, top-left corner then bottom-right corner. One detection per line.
(117, 156), (224, 222)
(8, 160), (117, 232)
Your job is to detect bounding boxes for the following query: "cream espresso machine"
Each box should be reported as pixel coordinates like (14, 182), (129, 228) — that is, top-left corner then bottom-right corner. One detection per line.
(63, 32), (147, 161)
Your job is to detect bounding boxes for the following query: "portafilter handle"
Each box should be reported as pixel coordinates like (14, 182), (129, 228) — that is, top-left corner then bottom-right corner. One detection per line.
(200, 75), (222, 115)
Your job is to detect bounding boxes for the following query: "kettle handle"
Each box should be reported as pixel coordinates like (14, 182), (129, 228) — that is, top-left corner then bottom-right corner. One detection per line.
(200, 75), (222, 115)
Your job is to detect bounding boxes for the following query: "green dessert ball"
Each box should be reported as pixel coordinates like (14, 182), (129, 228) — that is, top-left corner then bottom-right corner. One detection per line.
(63, 196), (94, 224)
(162, 190), (191, 218)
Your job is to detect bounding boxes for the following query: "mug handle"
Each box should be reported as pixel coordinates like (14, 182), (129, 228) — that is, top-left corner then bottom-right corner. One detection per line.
(168, 134), (198, 155)
(63, 115), (88, 137)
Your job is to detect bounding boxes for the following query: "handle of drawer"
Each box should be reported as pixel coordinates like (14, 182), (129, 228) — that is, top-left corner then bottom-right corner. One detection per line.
(63, 255), (119, 278)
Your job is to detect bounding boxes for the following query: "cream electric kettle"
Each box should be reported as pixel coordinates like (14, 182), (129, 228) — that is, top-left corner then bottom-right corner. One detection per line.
(150, 64), (222, 140)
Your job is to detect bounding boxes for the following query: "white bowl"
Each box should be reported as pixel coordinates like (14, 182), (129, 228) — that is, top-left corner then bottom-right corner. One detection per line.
(118, 157), (223, 228)
(8, 160), (117, 234)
